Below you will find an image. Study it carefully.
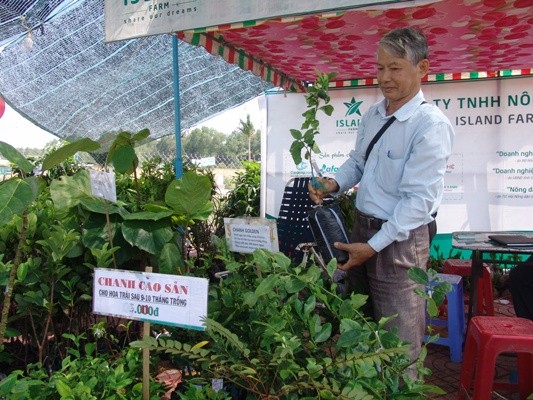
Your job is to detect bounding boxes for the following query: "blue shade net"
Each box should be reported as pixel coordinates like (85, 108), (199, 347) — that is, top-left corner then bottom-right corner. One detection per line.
(0, 0), (272, 144)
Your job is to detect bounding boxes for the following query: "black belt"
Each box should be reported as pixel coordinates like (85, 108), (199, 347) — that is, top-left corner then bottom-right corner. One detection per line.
(355, 209), (438, 230)
(355, 209), (386, 230)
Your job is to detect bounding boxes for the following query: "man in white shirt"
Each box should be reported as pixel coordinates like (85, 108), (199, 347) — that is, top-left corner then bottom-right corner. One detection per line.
(309, 27), (455, 377)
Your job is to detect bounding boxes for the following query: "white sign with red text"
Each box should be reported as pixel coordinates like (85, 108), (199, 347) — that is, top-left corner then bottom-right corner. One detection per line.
(93, 268), (208, 331)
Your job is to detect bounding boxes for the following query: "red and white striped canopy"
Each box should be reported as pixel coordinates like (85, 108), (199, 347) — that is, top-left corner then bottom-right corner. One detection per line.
(178, 0), (533, 91)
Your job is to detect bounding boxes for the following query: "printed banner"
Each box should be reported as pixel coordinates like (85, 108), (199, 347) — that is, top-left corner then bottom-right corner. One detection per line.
(265, 77), (533, 233)
(93, 268), (208, 330)
(104, 0), (434, 42)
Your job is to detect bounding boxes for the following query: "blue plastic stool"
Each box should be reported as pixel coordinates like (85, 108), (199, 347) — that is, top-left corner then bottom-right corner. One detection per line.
(424, 273), (466, 363)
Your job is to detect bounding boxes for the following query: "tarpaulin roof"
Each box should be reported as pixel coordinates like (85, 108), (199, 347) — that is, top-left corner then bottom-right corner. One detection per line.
(0, 0), (271, 142)
(178, 0), (533, 91)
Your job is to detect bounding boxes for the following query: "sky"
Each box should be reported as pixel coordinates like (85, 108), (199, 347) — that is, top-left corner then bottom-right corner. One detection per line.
(194, 95), (265, 135)
(0, 95), (265, 149)
(0, 102), (59, 149)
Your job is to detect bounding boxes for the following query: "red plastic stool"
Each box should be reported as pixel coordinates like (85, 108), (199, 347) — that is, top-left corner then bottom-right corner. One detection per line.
(443, 259), (494, 316)
(458, 316), (533, 400)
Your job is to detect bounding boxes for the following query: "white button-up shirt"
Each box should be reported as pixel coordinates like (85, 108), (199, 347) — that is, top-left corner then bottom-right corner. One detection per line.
(335, 90), (455, 252)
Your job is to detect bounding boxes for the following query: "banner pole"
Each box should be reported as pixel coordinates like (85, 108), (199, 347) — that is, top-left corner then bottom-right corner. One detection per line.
(142, 266), (152, 400)
(172, 35), (183, 179)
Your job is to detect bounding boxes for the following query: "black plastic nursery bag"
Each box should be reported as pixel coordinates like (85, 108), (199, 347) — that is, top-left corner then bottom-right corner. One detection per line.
(308, 203), (349, 264)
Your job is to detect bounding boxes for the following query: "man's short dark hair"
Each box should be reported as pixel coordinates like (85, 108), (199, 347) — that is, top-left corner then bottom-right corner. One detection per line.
(379, 27), (429, 65)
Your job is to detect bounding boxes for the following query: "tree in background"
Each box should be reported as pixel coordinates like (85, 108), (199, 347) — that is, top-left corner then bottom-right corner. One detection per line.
(182, 123), (260, 160)
(225, 114), (260, 160)
(125, 117), (262, 162)
(224, 131), (246, 158)
(152, 135), (175, 156)
(251, 129), (260, 158)
(237, 114), (256, 160)
(182, 126), (227, 157)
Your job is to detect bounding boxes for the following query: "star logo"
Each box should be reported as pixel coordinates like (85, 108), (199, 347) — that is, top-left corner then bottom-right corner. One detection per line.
(344, 98), (363, 117)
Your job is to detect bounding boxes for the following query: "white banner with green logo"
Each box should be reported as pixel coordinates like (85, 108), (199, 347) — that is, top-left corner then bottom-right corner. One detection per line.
(104, 0), (435, 42)
(265, 77), (533, 233)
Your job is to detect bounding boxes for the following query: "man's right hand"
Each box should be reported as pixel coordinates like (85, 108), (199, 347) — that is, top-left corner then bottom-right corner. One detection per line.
(308, 177), (339, 204)
(334, 242), (376, 270)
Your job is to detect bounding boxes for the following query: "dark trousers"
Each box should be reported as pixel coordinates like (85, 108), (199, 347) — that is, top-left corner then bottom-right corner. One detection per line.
(508, 255), (533, 321)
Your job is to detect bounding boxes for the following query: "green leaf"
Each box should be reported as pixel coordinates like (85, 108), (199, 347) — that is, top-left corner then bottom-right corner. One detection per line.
(130, 337), (158, 349)
(50, 170), (92, 217)
(205, 318), (249, 355)
(414, 287), (431, 301)
(337, 328), (369, 348)
(79, 196), (129, 217)
(357, 361), (379, 379)
(271, 250), (292, 269)
(81, 213), (120, 249)
(320, 104), (334, 116)
(243, 291), (258, 307)
(122, 210), (173, 221)
(427, 299), (438, 317)
(290, 129), (302, 139)
(17, 262), (28, 281)
(435, 281), (452, 296)
(317, 89), (329, 101)
(24, 176), (41, 199)
(342, 295), (368, 316)
(290, 141), (304, 165)
(302, 108), (316, 120)
(267, 316), (288, 332)
(314, 322), (332, 343)
(112, 145), (137, 174)
(55, 380), (72, 397)
(42, 138), (100, 171)
(285, 276), (306, 293)
(112, 131), (133, 147)
(121, 219), (174, 255)
(301, 118), (311, 130)
(303, 295), (316, 317)
(303, 129), (315, 143)
(255, 275), (278, 297)
(84, 342), (96, 356)
(132, 128), (150, 142)
(0, 179), (35, 225)
(0, 141), (34, 174)
(158, 242), (184, 274)
(164, 172), (213, 220)
(408, 267), (428, 285)
(0, 373), (21, 394)
(5, 327), (21, 338)
(432, 290), (447, 307)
